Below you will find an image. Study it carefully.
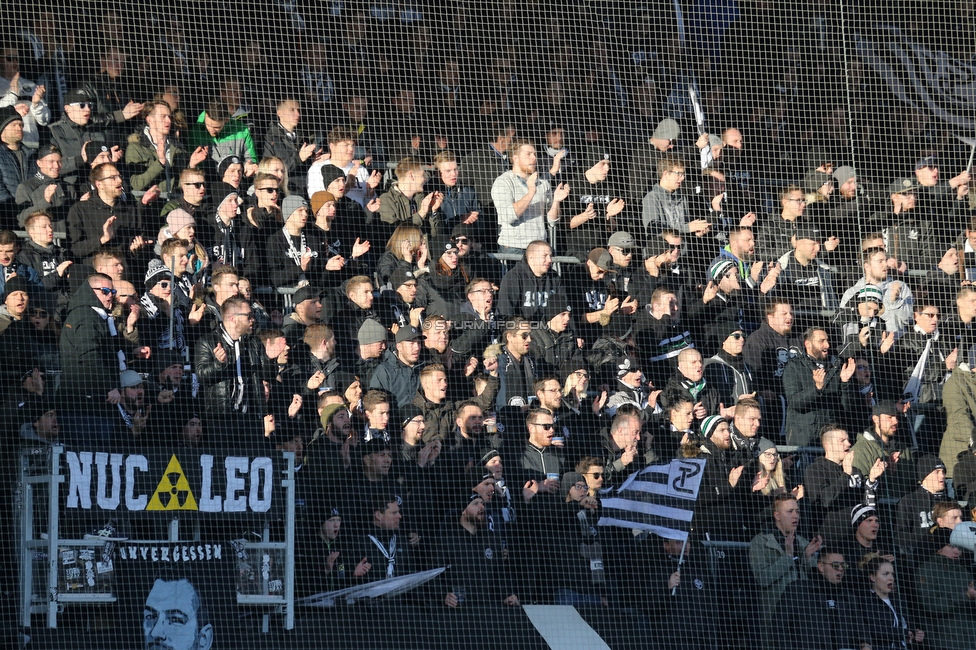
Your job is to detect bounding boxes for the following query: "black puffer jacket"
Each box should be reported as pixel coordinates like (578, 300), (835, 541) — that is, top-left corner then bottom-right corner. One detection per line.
(193, 326), (277, 414)
(59, 283), (133, 398)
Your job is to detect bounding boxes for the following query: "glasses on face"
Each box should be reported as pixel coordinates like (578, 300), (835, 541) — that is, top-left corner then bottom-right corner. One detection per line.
(574, 371), (589, 379)
(454, 238), (469, 245)
(95, 287), (117, 296)
(533, 422), (554, 431)
(183, 182), (205, 189)
(787, 198), (807, 204)
(70, 102), (92, 109)
(762, 451), (780, 459)
(158, 281), (171, 289)
(234, 312), (255, 319)
(257, 187), (278, 194)
(670, 171), (686, 178)
(918, 312), (939, 319)
(31, 310), (49, 318)
(573, 483), (588, 491)
(471, 288), (495, 295)
(541, 388), (561, 393)
(729, 332), (744, 340)
(856, 365), (870, 372)
(98, 174), (121, 182)
(518, 332), (530, 340)
(588, 471), (603, 478)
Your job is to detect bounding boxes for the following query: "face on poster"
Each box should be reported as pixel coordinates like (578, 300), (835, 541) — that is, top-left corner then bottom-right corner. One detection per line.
(143, 577), (214, 650)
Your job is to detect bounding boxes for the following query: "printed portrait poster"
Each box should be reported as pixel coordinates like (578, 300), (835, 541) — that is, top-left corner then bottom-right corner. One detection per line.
(116, 543), (238, 650)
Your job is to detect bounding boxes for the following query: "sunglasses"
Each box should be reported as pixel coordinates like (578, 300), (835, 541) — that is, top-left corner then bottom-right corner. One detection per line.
(453, 238), (469, 245)
(257, 187), (279, 194)
(31, 309), (49, 317)
(95, 287), (117, 296)
(183, 182), (205, 189)
(533, 422), (554, 431)
(70, 102), (92, 109)
(158, 281), (171, 288)
(588, 472), (603, 478)
(729, 332), (744, 340)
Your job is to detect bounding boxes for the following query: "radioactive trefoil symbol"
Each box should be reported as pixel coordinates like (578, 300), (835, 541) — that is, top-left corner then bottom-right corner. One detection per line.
(146, 455), (198, 511)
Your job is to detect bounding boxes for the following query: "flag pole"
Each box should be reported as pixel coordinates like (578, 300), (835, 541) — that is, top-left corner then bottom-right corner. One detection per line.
(670, 536), (689, 596)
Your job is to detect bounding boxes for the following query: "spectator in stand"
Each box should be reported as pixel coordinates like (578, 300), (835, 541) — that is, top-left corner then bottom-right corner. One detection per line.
(850, 401), (913, 496)
(354, 496), (414, 583)
(159, 168), (209, 222)
(774, 549), (860, 650)
(306, 127), (382, 209)
(774, 225), (837, 311)
(369, 325), (424, 410)
(451, 278), (499, 359)
(857, 554), (925, 650)
(193, 296), (277, 439)
(837, 504), (895, 571)
(527, 301), (582, 378)
(376, 225), (428, 289)
(15, 144), (69, 227)
(642, 157), (710, 238)
(729, 397), (763, 464)
(66, 162), (158, 262)
(596, 408), (644, 486)
(496, 240), (564, 319)
(431, 151), (480, 232)
(749, 494), (822, 649)
(703, 321), (754, 407)
(492, 139), (569, 253)
(0, 107), (32, 227)
(494, 317), (536, 412)
(378, 157), (443, 237)
(559, 151), (627, 259)
(16, 212), (73, 308)
(628, 118), (681, 206)
(783, 327), (857, 446)
(59, 274), (149, 443)
(804, 423), (883, 540)
(757, 185), (808, 263)
(189, 101), (257, 180)
(869, 177), (940, 272)
(895, 455), (950, 557)
(49, 88), (132, 196)
(263, 98), (325, 196)
(125, 100), (206, 195)
(839, 246), (914, 335)
(916, 521), (976, 650)
(461, 121), (515, 221)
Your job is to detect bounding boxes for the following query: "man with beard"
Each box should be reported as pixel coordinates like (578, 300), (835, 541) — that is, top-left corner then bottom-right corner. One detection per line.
(281, 286), (323, 350)
(113, 369), (155, 441)
(66, 162), (157, 262)
(783, 328), (857, 446)
(438, 495), (520, 608)
(495, 317), (536, 414)
(850, 401), (910, 495)
(563, 247), (638, 345)
(492, 140), (570, 253)
(839, 246), (913, 335)
(194, 296), (278, 440)
(353, 319), (387, 389)
(743, 300), (802, 437)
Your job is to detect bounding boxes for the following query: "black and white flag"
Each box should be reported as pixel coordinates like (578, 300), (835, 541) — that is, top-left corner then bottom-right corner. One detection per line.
(599, 458), (706, 541)
(856, 26), (976, 131)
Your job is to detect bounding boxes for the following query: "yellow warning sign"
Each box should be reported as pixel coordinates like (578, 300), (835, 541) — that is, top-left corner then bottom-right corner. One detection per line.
(147, 455), (198, 511)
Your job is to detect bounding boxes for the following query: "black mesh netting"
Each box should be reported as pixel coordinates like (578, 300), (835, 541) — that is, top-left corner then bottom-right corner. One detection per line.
(2, 1), (976, 649)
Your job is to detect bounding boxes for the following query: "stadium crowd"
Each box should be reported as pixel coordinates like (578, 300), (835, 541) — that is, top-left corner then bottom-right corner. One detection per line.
(4, 3), (976, 649)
